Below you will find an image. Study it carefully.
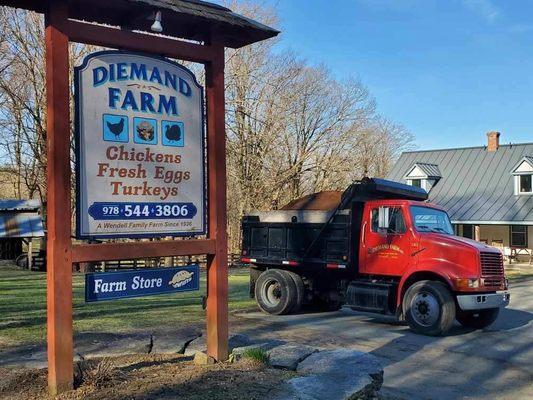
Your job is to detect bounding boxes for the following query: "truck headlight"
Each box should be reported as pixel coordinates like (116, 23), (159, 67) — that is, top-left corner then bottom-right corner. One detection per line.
(454, 278), (481, 289)
(468, 278), (480, 288)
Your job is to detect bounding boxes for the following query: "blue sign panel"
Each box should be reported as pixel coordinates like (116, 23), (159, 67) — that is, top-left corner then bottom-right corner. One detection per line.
(85, 265), (200, 302)
(87, 202), (197, 220)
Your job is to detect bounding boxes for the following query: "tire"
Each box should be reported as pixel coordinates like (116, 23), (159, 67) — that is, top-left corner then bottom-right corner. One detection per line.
(403, 280), (456, 336)
(255, 269), (298, 315)
(282, 270), (305, 313)
(249, 267), (262, 299)
(456, 308), (499, 329)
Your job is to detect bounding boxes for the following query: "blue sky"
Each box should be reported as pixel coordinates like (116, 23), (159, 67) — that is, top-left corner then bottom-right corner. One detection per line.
(235, 0), (533, 150)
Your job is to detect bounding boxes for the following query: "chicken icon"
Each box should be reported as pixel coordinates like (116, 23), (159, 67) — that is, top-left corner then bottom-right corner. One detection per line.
(106, 117), (125, 138)
(165, 124), (181, 142)
(168, 270), (194, 288)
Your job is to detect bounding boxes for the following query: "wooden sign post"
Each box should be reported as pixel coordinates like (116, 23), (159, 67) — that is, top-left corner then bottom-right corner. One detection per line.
(0, 0), (278, 394)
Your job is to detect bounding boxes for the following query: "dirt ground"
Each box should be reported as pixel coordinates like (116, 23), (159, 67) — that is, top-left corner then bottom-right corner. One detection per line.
(0, 354), (295, 400)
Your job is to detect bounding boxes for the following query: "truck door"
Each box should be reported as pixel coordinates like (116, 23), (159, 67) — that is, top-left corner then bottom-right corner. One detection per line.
(361, 205), (413, 276)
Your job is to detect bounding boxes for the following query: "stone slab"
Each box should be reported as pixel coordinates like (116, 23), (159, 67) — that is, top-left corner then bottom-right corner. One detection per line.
(0, 332), (154, 368)
(267, 344), (317, 371)
(184, 332), (257, 356)
(276, 349), (383, 400)
(150, 327), (202, 354)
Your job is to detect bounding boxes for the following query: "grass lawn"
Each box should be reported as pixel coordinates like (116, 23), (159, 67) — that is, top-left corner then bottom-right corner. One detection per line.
(506, 271), (533, 282)
(0, 265), (254, 347)
(505, 264), (533, 282)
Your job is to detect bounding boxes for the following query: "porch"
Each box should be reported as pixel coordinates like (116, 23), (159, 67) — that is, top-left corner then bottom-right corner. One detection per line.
(454, 223), (532, 264)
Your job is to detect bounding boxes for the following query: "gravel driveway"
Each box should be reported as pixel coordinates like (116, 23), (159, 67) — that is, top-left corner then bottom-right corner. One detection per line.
(233, 277), (533, 400)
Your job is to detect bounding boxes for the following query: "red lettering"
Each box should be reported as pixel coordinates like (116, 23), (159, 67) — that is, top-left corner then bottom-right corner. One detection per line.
(97, 163), (109, 176)
(106, 146), (118, 160)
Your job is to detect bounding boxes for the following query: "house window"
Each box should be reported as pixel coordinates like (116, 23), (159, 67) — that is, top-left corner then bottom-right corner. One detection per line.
(519, 174), (532, 194)
(510, 225), (528, 248)
(404, 163), (441, 193)
(462, 225), (474, 239)
(410, 179), (422, 188)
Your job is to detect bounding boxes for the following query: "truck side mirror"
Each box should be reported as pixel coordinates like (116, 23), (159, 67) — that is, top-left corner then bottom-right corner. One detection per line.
(378, 207), (390, 231)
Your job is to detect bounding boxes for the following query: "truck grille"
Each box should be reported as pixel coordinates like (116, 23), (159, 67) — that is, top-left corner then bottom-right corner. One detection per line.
(480, 252), (504, 287)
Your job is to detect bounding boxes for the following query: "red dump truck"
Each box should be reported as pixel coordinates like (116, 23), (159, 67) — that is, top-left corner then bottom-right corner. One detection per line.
(241, 178), (509, 336)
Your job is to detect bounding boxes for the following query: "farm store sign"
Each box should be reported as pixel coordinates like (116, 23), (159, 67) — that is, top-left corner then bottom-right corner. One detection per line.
(75, 51), (205, 238)
(85, 265), (200, 302)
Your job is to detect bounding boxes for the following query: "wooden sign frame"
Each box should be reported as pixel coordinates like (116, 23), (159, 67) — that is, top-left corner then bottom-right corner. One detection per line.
(43, 0), (228, 394)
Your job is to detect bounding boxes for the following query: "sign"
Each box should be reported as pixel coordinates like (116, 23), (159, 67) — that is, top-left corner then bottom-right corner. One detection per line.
(85, 265), (200, 302)
(75, 51), (205, 238)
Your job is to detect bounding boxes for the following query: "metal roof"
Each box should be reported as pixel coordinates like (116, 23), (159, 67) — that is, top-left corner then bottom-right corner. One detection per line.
(0, 212), (45, 238)
(405, 162), (442, 179)
(387, 143), (533, 223)
(0, 199), (41, 212)
(0, 0), (279, 48)
(0, 200), (44, 238)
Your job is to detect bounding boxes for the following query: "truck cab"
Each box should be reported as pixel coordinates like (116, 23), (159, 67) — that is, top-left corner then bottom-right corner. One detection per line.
(241, 178), (510, 336)
(359, 199), (509, 333)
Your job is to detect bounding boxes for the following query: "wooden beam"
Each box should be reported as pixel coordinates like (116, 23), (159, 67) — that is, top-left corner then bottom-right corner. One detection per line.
(27, 239), (33, 271)
(45, 0), (73, 394)
(71, 239), (216, 263)
(474, 225), (481, 242)
(205, 44), (229, 362)
(67, 20), (216, 63)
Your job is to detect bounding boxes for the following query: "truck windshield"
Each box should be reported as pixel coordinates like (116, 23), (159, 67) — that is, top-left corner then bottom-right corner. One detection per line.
(410, 206), (454, 235)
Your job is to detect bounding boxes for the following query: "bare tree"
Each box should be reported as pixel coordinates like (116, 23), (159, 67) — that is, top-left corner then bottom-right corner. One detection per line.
(350, 118), (415, 179)
(0, 8), (96, 203)
(0, 8), (46, 200)
(272, 69), (376, 200)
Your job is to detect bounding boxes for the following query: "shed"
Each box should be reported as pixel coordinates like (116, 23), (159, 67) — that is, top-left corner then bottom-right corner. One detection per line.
(0, 199), (44, 264)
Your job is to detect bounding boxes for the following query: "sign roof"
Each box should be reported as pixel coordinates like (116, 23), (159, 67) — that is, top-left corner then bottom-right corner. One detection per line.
(0, 0), (279, 48)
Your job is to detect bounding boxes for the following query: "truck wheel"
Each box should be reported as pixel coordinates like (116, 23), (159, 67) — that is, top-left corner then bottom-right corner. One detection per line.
(255, 269), (297, 315)
(249, 267), (262, 299)
(403, 280), (455, 336)
(283, 270), (305, 313)
(456, 308), (499, 329)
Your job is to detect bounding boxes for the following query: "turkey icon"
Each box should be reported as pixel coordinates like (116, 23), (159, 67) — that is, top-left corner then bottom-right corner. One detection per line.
(162, 121), (185, 147)
(103, 114), (128, 143)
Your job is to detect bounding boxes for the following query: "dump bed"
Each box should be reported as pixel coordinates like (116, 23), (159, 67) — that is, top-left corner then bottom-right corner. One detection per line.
(242, 209), (352, 267)
(241, 178), (427, 270)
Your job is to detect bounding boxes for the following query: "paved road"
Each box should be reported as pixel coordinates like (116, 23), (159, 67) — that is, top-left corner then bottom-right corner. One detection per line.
(233, 278), (533, 400)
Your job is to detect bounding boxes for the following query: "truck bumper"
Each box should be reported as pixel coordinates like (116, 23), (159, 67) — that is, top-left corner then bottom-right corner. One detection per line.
(456, 291), (510, 311)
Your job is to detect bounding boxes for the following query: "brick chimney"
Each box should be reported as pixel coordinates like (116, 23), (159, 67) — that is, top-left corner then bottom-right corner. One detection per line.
(487, 131), (500, 152)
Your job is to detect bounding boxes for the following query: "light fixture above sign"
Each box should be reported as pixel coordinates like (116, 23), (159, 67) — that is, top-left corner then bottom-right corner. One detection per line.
(151, 10), (163, 33)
